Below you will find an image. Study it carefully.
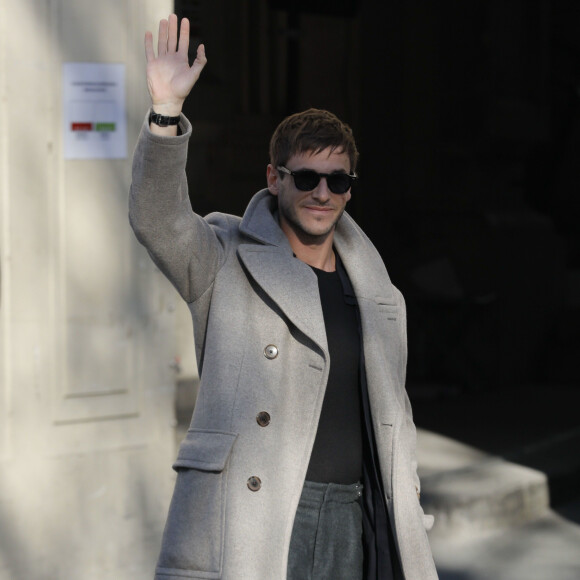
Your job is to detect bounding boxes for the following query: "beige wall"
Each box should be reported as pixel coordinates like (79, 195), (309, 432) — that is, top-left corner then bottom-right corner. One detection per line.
(0, 1), (196, 577)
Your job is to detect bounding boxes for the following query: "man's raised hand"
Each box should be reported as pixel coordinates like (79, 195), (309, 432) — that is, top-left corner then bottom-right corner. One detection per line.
(144, 14), (207, 118)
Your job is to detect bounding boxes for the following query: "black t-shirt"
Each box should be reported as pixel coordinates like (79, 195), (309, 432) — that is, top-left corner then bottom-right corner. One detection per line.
(305, 262), (363, 484)
(304, 253), (402, 579)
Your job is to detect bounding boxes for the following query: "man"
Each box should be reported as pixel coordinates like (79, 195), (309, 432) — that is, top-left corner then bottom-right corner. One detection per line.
(130, 14), (438, 580)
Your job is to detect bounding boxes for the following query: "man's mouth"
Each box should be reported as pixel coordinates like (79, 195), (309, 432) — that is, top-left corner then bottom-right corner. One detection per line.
(303, 205), (333, 213)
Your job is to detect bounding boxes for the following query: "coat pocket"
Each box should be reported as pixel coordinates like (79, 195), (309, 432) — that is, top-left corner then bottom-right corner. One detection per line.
(156, 429), (238, 579)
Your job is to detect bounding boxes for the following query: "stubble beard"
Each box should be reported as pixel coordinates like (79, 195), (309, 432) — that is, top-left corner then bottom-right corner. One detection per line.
(278, 197), (346, 245)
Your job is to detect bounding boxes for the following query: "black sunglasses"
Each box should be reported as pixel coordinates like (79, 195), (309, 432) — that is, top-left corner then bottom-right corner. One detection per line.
(277, 165), (357, 194)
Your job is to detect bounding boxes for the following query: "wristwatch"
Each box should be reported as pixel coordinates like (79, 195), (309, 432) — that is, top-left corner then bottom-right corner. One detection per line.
(149, 111), (181, 127)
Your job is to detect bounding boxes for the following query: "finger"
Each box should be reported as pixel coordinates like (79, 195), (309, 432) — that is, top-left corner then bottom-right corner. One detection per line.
(144, 31), (155, 62)
(157, 18), (168, 56)
(167, 13), (178, 53)
(194, 43), (207, 67)
(177, 18), (190, 56)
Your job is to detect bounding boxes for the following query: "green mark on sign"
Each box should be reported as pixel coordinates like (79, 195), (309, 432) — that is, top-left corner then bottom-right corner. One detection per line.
(96, 122), (116, 132)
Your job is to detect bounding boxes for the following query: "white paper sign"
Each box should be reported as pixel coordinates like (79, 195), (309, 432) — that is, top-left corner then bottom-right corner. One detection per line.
(63, 63), (127, 159)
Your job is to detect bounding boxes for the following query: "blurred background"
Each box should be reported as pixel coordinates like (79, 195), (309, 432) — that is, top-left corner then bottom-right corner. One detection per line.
(1, 0), (579, 578)
(176, 0), (579, 391)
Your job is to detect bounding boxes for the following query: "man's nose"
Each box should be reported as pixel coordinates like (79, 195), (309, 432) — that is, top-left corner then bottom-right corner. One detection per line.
(311, 177), (331, 201)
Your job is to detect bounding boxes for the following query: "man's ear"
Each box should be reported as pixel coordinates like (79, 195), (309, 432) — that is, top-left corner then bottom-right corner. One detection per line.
(266, 164), (279, 196)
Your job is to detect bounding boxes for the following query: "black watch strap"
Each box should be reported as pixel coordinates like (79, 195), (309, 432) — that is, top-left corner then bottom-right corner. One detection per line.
(149, 111), (181, 127)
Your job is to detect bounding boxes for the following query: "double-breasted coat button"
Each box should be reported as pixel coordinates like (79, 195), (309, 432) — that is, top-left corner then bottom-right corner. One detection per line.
(263, 344), (279, 359)
(247, 476), (262, 492)
(256, 411), (271, 427)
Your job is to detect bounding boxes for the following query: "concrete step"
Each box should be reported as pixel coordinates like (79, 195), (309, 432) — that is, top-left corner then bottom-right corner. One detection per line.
(502, 427), (580, 507)
(417, 429), (550, 538)
(429, 505), (580, 580)
(412, 384), (580, 539)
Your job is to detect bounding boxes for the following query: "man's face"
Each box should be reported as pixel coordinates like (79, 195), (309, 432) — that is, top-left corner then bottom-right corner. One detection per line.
(267, 148), (352, 244)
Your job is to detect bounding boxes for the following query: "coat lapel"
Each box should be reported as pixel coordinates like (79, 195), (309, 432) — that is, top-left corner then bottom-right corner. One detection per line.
(237, 245), (328, 354)
(333, 212), (396, 305)
(334, 214), (403, 425)
(238, 190), (328, 354)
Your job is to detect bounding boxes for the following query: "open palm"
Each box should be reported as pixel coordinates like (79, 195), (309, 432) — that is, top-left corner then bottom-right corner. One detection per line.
(144, 14), (207, 114)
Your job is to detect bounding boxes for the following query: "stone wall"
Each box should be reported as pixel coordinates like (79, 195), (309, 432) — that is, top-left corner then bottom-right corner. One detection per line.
(0, 1), (188, 577)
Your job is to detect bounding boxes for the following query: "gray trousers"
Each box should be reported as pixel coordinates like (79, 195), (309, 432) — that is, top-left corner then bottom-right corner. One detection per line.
(287, 480), (364, 580)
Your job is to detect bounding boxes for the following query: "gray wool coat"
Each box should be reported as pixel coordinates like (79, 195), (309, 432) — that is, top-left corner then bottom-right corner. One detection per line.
(129, 113), (438, 580)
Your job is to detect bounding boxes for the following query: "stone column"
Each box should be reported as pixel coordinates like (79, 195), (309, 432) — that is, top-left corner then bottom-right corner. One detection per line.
(0, 1), (185, 578)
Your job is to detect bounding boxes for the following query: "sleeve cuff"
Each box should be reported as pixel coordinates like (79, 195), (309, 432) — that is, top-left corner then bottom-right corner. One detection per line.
(141, 108), (193, 143)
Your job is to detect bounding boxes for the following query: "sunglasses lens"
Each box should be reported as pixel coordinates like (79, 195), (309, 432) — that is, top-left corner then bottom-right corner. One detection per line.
(285, 168), (355, 194)
(326, 174), (352, 194)
(293, 170), (321, 191)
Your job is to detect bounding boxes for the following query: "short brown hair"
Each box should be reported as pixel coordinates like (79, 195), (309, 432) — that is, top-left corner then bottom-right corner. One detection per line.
(269, 108), (359, 173)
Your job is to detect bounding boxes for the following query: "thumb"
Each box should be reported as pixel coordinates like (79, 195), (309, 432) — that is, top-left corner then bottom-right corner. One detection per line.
(190, 44), (207, 82)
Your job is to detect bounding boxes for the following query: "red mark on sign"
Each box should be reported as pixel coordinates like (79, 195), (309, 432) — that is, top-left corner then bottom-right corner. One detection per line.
(71, 122), (93, 131)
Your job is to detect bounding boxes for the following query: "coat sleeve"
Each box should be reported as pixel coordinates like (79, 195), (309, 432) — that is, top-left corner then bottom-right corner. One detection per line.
(128, 110), (224, 303)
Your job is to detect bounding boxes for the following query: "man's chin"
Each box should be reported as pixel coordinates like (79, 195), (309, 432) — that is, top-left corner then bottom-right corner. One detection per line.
(293, 223), (336, 244)
(280, 210), (342, 243)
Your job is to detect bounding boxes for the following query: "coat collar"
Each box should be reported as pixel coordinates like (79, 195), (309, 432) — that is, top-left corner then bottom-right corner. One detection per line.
(238, 190), (325, 352)
(237, 190), (397, 352)
(333, 210), (397, 307)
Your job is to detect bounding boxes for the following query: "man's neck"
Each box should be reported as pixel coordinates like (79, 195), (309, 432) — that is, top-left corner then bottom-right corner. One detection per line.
(283, 228), (336, 271)
(294, 245), (336, 271)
